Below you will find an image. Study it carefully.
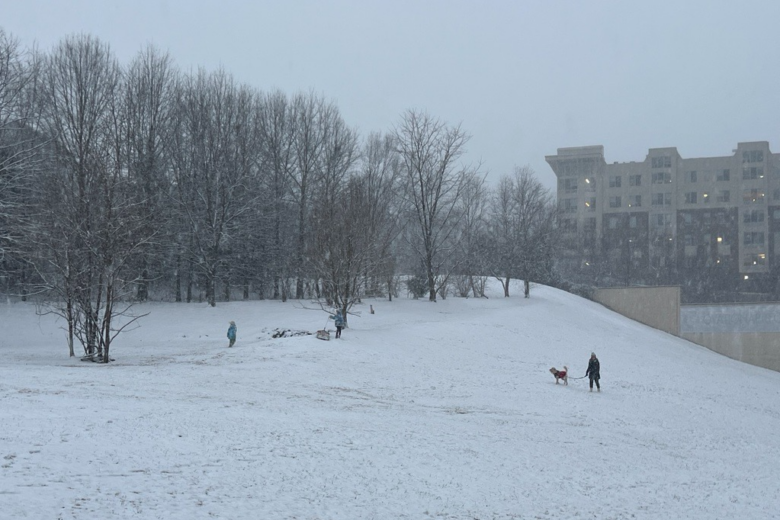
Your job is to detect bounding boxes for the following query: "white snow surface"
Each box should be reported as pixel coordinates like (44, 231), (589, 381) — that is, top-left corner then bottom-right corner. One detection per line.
(2, 282), (780, 519)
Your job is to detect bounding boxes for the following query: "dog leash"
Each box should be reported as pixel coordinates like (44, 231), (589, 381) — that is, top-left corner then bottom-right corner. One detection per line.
(568, 375), (588, 380)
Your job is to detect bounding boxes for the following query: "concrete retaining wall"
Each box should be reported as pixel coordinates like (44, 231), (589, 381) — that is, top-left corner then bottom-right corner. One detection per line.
(679, 332), (780, 372)
(680, 303), (780, 372)
(592, 286), (680, 336)
(591, 289), (780, 372)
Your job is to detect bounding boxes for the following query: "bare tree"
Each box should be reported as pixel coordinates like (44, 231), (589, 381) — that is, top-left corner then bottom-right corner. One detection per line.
(394, 109), (475, 301)
(288, 92), (335, 299)
(255, 90), (296, 300)
(121, 45), (177, 301)
(486, 166), (556, 298)
(0, 29), (41, 297)
(169, 69), (259, 306)
(29, 34), (153, 361)
(360, 132), (404, 300)
(454, 171), (489, 297)
(309, 127), (409, 325)
(310, 175), (370, 324)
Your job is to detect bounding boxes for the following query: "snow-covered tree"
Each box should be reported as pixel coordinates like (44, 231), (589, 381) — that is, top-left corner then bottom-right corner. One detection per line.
(486, 166), (557, 298)
(394, 110), (475, 302)
(30, 34), (154, 361)
(169, 70), (260, 306)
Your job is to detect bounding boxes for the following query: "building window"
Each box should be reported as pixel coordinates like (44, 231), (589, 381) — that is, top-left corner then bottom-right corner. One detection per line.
(743, 210), (764, 223)
(686, 171), (697, 183)
(743, 253), (767, 267)
(743, 232), (765, 246)
(627, 195), (641, 208)
(685, 192), (697, 204)
(682, 213), (693, 225)
(629, 174), (642, 186)
(563, 178), (578, 194)
(562, 218), (577, 231)
(629, 215), (638, 228)
(608, 216), (618, 229)
(652, 172), (672, 184)
(585, 198), (596, 211)
(561, 198), (577, 213)
(774, 188), (780, 201)
(652, 193), (672, 206)
(743, 189), (765, 204)
(651, 156), (672, 168)
(717, 169), (730, 181)
(742, 166), (764, 180)
(652, 213), (673, 228)
(742, 150), (764, 163)
(717, 190), (730, 203)
(584, 178), (596, 191)
(609, 176), (622, 188)
(609, 196), (622, 208)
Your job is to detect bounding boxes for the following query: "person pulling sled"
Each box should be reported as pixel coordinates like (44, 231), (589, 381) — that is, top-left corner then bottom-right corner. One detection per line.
(330, 311), (345, 339)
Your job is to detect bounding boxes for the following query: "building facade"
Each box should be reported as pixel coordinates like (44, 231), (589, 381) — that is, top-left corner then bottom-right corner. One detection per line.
(545, 142), (780, 301)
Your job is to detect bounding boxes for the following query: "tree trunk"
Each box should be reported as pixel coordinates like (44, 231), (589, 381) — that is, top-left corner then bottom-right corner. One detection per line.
(66, 299), (75, 357)
(174, 254), (182, 302)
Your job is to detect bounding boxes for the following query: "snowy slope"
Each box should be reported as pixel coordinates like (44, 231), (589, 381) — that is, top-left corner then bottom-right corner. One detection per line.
(1, 282), (779, 519)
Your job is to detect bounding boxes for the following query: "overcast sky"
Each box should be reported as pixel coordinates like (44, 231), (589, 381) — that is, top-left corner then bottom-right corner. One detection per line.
(2, 0), (779, 190)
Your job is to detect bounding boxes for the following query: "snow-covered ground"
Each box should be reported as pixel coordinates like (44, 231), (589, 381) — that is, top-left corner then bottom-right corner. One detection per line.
(2, 282), (779, 519)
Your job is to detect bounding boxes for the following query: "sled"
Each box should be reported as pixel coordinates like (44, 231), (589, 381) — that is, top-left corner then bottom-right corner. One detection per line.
(316, 329), (331, 341)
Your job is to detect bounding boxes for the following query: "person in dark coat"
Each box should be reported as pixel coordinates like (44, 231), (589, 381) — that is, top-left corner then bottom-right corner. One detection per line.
(227, 321), (237, 348)
(586, 352), (600, 392)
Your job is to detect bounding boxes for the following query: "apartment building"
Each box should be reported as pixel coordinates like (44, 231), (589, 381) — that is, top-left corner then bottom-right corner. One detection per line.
(545, 142), (780, 300)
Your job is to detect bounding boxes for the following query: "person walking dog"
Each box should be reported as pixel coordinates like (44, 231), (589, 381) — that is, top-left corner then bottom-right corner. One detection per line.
(586, 352), (600, 392)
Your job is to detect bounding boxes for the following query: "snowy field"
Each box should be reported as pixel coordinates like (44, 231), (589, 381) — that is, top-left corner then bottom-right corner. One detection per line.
(2, 281), (780, 520)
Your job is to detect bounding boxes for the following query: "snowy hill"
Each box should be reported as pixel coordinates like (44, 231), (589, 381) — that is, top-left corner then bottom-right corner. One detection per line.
(1, 282), (779, 519)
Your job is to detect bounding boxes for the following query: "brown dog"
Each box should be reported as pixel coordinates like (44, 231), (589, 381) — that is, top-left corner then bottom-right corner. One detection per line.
(549, 366), (568, 385)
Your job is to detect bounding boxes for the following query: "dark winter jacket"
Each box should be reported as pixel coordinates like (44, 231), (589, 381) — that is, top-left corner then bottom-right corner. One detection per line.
(586, 357), (600, 379)
(227, 323), (237, 341)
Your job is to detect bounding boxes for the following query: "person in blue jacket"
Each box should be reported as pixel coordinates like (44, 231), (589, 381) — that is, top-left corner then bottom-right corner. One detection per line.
(227, 321), (237, 347)
(331, 311), (345, 338)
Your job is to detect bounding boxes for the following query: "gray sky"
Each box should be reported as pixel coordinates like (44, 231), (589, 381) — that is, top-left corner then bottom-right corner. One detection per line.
(2, 0), (779, 190)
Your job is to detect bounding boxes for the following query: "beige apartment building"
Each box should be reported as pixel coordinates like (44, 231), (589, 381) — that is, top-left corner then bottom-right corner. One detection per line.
(545, 142), (780, 301)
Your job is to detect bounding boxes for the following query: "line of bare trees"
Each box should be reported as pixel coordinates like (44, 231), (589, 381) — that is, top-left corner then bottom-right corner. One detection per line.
(0, 30), (559, 360)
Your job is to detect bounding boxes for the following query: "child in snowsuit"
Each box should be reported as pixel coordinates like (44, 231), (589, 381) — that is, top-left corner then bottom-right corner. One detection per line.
(331, 311), (345, 339)
(227, 321), (237, 348)
(586, 352), (600, 392)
